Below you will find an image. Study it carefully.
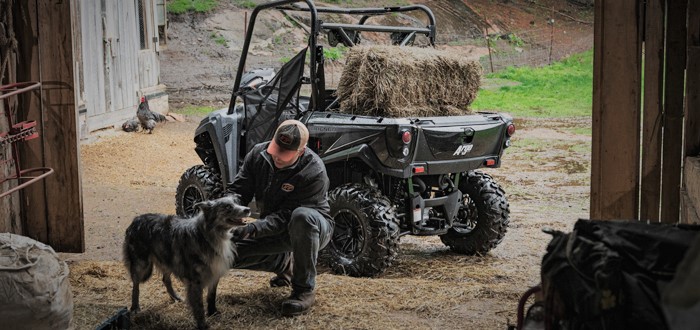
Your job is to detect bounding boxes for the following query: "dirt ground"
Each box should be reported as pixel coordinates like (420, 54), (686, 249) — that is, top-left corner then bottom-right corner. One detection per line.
(66, 115), (591, 329)
(63, 1), (594, 329)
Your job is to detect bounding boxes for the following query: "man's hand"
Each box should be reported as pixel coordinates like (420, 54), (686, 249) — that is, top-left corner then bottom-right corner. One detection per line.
(232, 224), (256, 240)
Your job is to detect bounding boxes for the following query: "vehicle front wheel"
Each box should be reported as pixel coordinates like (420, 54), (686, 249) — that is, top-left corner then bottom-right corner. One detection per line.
(175, 165), (223, 217)
(439, 170), (510, 254)
(322, 183), (400, 277)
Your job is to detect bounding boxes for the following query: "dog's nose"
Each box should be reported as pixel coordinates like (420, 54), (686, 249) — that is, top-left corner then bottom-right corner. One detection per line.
(243, 207), (251, 216)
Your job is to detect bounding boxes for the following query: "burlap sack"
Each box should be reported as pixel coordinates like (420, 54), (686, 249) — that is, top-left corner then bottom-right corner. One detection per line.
(0, 233), (73, 330)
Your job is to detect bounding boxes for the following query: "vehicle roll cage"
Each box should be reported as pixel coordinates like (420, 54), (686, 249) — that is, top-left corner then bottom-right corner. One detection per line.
(228, 0), (437, 115)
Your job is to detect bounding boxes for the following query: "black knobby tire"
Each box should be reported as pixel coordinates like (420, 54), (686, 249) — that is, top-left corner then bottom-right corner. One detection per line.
(323, 183), (400, 277)
(439, 170), (510, 255)
(175, 165), (223, 217)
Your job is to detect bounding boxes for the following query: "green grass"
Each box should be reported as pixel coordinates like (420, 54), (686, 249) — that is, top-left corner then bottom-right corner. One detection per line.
(472, 50), (593, 117)
(167, 0), (218, 14)
(323, 46), (347, 61)
(173, 105), (217, 117)
(565, 127), (592, 136)
(233, 0), (257, 9)
(210, 33), (228, 47)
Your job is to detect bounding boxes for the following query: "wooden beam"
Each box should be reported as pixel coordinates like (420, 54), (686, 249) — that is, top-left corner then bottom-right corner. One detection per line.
(686, 0), (700, 158)
(14, 0), (49, 243)
(591, 0), (642, 220)
(15, 0), (83, 252)
(682, 157), (700, 224)
(39, 0), (84, 252)
(660, 0), (687, 223)
(640, 0), (665, 222)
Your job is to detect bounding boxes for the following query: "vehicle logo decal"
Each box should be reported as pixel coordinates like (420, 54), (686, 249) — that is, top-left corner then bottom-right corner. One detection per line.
(453, 144), (474, 156)
(281, 183), (295, 192)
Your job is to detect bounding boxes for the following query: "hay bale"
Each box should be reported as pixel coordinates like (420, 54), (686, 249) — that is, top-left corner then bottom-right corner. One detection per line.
(336, 45), (482, 117)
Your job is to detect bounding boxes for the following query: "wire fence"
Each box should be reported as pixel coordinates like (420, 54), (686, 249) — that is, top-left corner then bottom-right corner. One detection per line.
(437, 25), (594, 73)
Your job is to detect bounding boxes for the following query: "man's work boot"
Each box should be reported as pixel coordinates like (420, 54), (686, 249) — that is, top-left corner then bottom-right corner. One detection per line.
(281, 289), (315, 317)
(269, 255), (293, 287)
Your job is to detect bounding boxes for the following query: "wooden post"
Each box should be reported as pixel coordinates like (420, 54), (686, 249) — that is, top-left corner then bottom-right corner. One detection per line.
(640, 0), (665, 222)
(486, 28), (494, 73)
(591, 0), (642, 220)
(14, 0), (83, 252)
(685, 0), (700, 158)
(660, 0), (687, 223)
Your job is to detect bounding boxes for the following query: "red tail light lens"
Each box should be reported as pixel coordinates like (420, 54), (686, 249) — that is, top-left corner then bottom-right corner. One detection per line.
(506, 124), (516, 136)
(401, 131), (412, 144)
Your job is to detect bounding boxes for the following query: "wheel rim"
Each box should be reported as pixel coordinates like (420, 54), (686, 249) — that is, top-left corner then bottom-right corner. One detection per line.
(452, 195), (478, 234)
(331, 209), (365, 258)
(182, 185), (204, 217)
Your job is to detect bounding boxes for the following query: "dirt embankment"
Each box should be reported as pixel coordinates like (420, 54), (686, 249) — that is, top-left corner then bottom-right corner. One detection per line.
(160, 0), (593, 107)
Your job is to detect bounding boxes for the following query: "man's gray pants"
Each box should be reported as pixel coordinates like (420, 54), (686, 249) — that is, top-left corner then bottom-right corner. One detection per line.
(231, 207), (333, 291)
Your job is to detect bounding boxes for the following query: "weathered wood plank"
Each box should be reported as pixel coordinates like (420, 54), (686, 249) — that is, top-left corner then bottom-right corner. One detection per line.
(591, 0), (642, 220)
(15, 0), (49, 243)
(681, 156), (700, 224)
(37, 0), (83, 251)
(82, 0), (108, 118)
(686, 0), (700, 158)
(640, 0), (665, 222)
(87, 106), (137, 131)
(685, 157), (700, 217)
(660, 0), (687, 223)
(681, 190), (700, 225)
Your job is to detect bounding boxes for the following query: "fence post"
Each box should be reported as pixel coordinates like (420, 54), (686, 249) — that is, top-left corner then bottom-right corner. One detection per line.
(548, 16), (555, 65)
(485, 25), (494, 73)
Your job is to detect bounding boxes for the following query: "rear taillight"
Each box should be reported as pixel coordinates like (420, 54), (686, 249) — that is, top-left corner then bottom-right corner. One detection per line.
(506, 123), (516, 137)
(401, 131), (412, 144)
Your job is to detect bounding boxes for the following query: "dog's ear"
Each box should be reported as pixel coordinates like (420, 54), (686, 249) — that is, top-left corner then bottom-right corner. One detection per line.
(194, 200), (213, 212)
(228, 193), (243, 205)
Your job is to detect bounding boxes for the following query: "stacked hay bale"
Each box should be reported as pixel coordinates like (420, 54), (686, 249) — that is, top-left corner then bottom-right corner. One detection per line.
(336, 45), (482, 117)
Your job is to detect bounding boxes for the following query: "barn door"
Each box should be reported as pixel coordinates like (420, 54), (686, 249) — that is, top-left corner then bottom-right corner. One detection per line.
(101, 0), (139, 115)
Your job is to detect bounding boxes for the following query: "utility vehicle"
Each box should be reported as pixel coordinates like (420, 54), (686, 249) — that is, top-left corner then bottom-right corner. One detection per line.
(176, 0), (514, 277)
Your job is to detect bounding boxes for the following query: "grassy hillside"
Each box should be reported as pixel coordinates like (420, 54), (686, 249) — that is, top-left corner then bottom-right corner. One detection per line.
(472, 50), (593, 117)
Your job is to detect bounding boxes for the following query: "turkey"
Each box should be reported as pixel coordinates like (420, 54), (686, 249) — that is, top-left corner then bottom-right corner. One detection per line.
(136, 96), (167, 134)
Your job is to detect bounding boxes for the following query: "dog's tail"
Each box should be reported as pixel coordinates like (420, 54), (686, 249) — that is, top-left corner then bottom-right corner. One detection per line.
(123, 218), (155, 283)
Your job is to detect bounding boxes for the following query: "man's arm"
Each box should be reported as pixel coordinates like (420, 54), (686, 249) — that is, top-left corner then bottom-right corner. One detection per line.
(226, 149), (257, 206)
(250, 170), (328, 238)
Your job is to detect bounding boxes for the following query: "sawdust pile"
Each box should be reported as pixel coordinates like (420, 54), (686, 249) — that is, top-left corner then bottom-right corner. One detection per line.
(336, 45), (482, 117)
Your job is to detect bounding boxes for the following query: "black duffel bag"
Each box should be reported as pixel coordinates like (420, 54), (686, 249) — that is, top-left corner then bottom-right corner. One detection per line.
(540, 219), (699, 330)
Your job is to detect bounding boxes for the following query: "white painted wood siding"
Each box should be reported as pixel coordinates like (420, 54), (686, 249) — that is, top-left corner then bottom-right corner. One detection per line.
(75, 0), (163, 133)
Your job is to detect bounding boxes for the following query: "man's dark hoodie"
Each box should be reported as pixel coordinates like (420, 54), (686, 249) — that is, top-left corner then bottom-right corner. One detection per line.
(228, 142), (332, 237)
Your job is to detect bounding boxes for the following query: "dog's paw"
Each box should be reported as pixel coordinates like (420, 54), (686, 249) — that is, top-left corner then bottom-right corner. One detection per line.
(207, 308), (220, 317)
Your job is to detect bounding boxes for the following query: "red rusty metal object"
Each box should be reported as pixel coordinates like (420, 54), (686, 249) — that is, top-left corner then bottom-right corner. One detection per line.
(0, 81), (53, 199)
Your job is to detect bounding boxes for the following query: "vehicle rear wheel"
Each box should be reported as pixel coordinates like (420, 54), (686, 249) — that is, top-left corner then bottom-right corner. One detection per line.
(175, 165), (223, 217)
(322, 183), (400, 277)
(439, 170), (509, 254)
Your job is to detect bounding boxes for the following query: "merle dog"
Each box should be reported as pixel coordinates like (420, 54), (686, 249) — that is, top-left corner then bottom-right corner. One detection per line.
(123, 195), (249, 329)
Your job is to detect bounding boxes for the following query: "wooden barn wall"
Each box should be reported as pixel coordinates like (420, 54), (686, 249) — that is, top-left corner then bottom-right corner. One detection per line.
(138, 0), (162, 89)
(77, 0), (163, 134)
(0, 1), (22, 233)
(592, 0), (697, 224)
(14, 0), (83, 252)
(77, 1), (107, 128)
(591, 0), (642, 220)
(682, 0), (700, 224)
